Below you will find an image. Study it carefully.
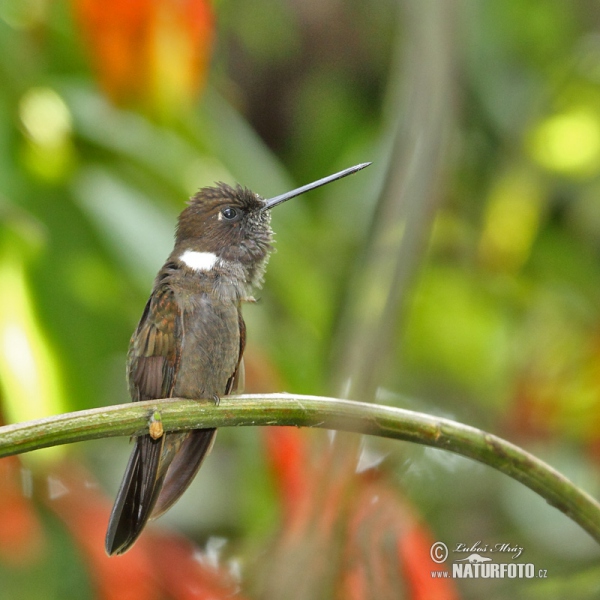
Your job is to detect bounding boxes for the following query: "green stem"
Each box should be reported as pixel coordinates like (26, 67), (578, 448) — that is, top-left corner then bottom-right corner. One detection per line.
(1, 393), (599, 543)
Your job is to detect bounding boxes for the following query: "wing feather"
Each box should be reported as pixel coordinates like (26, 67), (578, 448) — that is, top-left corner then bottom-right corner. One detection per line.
(105, 285), (181, 555)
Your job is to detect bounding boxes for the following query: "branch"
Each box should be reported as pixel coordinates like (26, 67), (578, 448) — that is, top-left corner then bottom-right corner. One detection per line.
(1, 393), (599, 543)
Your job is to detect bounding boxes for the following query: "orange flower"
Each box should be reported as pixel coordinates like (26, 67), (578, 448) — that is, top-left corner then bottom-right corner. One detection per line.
(72, 0), (214, 115)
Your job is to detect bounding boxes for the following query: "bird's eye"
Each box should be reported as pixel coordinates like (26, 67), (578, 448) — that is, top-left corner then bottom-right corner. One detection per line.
(221, 207), (238, 221)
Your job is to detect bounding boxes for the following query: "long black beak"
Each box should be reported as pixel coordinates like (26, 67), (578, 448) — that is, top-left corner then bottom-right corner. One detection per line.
(261, 162), (371, 211)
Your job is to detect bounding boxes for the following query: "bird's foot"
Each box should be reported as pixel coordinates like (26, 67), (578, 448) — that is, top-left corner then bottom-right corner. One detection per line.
(148, 410), (164, 440)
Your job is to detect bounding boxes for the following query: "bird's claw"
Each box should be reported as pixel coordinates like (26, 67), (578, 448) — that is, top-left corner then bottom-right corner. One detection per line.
(148, 410), (164, 440)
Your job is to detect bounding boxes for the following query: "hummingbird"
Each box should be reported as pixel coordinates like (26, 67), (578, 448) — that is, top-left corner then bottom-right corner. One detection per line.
(105, 162), (371, 555)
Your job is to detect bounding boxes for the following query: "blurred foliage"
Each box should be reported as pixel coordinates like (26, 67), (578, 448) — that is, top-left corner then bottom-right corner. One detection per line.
(0, 0), (600, 598)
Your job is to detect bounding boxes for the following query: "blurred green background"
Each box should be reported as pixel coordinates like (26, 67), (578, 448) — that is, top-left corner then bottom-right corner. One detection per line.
(1, 0), (600, 598)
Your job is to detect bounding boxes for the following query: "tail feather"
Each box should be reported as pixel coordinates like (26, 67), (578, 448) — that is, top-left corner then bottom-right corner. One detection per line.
(105, 434), (165, 555)
(151, 429), (217, 519)
(105, 429), (216, 555)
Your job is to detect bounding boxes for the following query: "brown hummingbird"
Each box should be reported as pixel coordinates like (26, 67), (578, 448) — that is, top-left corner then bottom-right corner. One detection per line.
(105, 162), (371, 555)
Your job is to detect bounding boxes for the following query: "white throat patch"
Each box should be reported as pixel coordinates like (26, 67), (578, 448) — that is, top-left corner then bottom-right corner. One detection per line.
(180, 250), (219, 272)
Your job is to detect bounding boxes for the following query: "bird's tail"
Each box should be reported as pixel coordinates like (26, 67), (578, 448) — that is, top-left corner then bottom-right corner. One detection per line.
(105, 428), (216, 555)
(105, 434), (165, 555)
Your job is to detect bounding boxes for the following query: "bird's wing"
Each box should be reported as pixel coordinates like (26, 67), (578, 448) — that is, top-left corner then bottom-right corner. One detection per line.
(105, 284), (181, 555)
(226, 308), (246, 395)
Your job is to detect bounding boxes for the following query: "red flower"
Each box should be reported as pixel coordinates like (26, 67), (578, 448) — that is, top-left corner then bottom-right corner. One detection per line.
(46, 463), (248, 600)
(0, 456), (45, 566)
(263, 427), (459, 600)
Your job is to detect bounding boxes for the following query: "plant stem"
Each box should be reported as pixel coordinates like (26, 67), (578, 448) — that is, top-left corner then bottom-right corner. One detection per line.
(1, 393), (599, 543)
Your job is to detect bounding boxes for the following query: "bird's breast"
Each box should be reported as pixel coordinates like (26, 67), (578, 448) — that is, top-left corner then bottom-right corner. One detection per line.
(174, 292), (241, 399)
